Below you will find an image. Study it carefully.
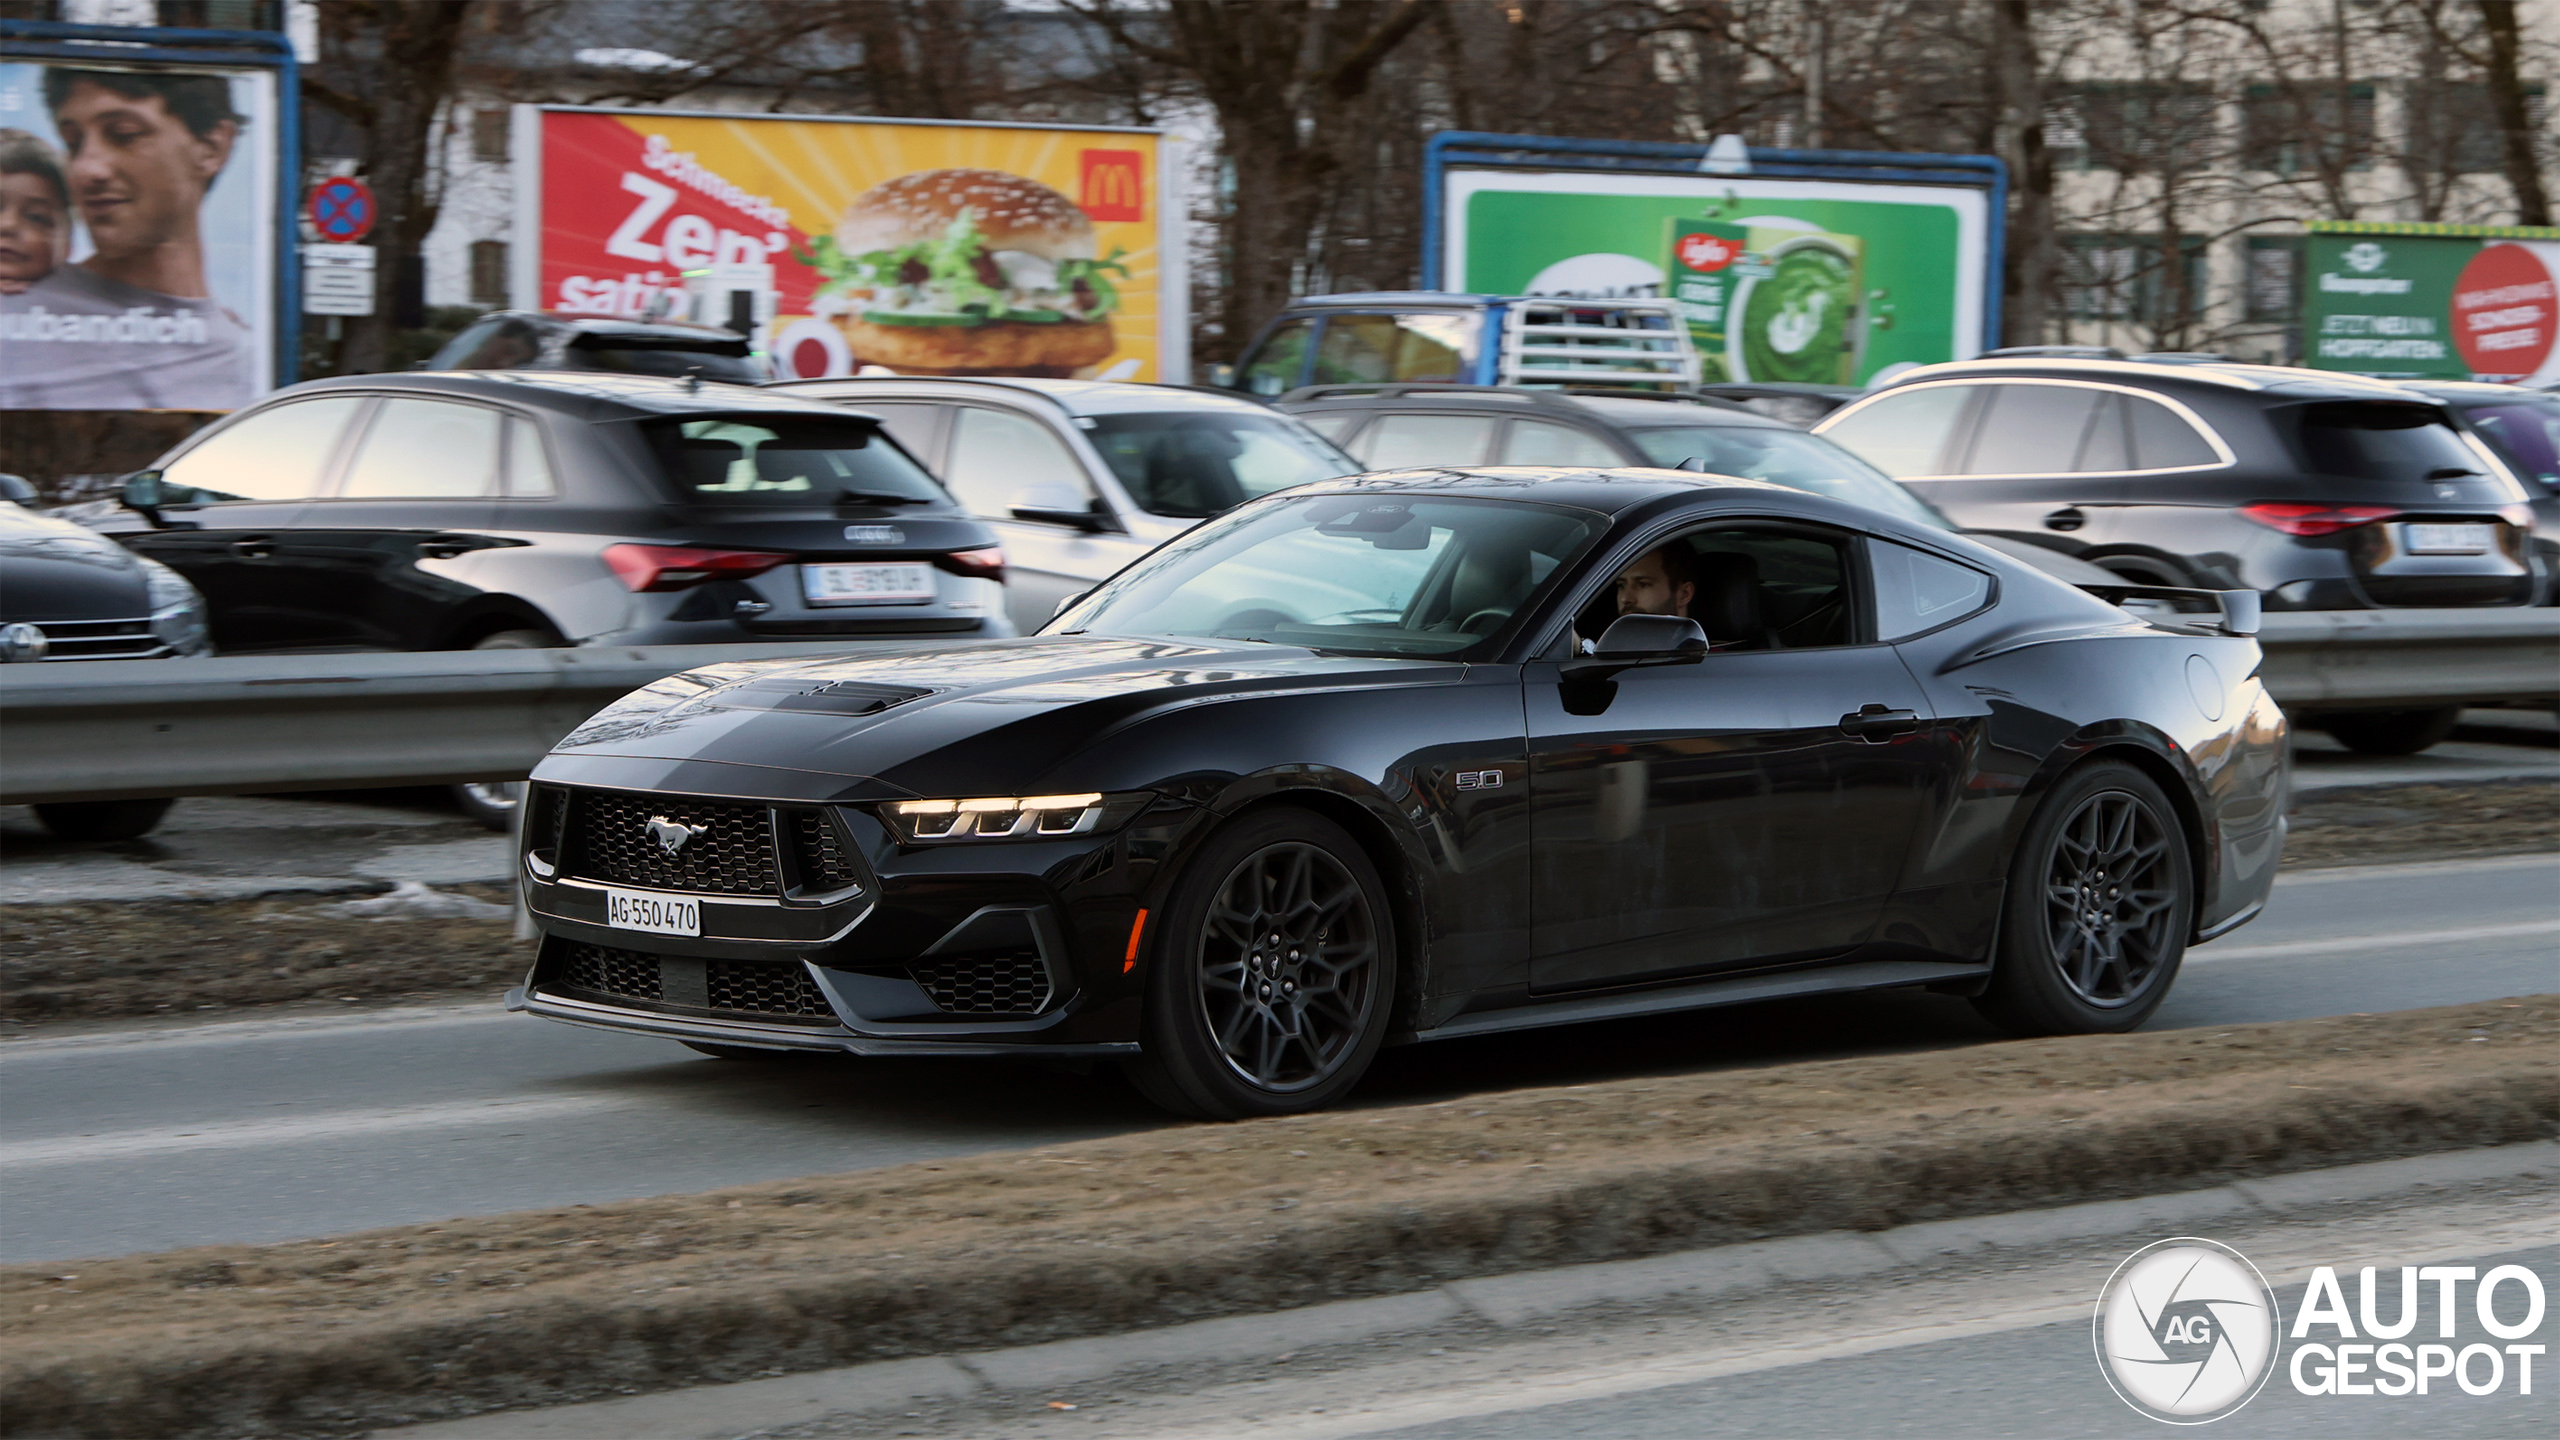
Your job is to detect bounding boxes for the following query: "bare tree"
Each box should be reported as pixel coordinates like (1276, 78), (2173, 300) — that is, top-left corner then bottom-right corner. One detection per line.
(2477, 0), (2552, 223)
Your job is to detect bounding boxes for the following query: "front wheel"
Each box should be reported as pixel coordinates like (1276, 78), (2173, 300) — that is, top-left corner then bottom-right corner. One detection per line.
(1125, 809), (1396, 1119)
(1972, 760), (2192, 1036)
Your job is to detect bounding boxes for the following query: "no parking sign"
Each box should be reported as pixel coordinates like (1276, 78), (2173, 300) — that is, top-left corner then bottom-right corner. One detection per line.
(306, 177), (375, 244)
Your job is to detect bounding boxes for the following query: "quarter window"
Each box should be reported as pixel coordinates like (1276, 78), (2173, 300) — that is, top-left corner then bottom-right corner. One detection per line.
(1963, 384), (2109, 475)
(1818, 386), (1972, 478)
(341, 399), (504, 499)
(1870, 540), (1992, 641)
(2127, 395), (2222, 469)
(1353, 413), (1498, 469)
(160, 397), (365, 503)
(505, 417), (558, 498)
(1499, 419), (1620, 467)
(944, 406), (1091, 517)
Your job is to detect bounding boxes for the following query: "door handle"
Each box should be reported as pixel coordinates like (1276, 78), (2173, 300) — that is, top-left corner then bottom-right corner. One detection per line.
(2043, 507), (2087, 532)
(229, 537), (274, 558)
(1840, 704), (1922, 741)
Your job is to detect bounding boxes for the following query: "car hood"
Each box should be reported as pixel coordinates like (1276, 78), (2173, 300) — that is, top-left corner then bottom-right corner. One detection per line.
(0, 505), (149, 620)
(537, 633), (1460, 800)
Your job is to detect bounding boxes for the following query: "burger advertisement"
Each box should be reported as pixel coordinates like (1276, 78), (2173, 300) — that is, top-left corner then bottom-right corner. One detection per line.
(526, 107), (1177, 382)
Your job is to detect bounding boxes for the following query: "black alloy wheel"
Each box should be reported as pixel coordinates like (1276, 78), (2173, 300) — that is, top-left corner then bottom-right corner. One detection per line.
(1128, 809), (1395, 1118)
(1974, 760), (2192, 1036)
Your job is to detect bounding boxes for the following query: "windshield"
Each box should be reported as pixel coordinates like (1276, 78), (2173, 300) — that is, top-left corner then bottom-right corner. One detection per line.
(2457, 399), (2560, 487)
(1084, 411), (1358, 518)
(642, 416), (952, 507)
(1625, 424), (1953, 529)
(1055, 493), (1603, 658)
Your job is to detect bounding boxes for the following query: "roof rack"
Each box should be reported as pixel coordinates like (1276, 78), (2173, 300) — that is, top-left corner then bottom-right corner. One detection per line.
(1984, 344), (2126, 360)
(1498, 298), (1701, 389)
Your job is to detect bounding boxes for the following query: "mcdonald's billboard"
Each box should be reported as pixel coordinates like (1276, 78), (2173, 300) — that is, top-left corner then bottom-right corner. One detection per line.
(520, 108), (1182, 382)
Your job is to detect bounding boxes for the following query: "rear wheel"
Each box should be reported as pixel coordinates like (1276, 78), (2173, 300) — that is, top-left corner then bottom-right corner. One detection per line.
(1973, 760), (2192, 1036)
(2317, 706), (2462, 756)
(33, 798), (175, 841)
(450, 628), (561, 831)
(1126, 809), (1395, 1119)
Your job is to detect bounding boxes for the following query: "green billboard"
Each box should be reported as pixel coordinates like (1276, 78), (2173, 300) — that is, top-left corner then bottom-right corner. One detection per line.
(2305, 221), (2560, 384)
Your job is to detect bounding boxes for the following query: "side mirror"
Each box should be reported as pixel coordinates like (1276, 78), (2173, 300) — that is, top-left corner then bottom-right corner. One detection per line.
(120, 470), (167, 519)
(1595, 613), (1709, 657)
(1009, 483), (1118, 532)
(1050, 589), (1088, 620)
(0, 473), (36, 504)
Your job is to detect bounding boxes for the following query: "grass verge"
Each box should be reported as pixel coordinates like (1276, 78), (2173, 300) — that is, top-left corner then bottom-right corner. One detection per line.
(3, 996), (2551, 1439)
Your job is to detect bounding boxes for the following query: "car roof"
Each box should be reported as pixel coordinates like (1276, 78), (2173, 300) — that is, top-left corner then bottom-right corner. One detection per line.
(2396, 379), (2556, 402)
(272, 370), (869, 423)
(1281, 465), (1828, 516)
(480, 310), (751, 346)
(1277, 383), (1786, 430)
(1876, 356), (2431, 402)
(767, 375), (1282, 419)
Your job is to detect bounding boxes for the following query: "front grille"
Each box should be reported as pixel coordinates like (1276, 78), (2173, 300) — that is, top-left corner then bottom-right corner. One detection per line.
(29, 616), (168, 660)
(559, 941), (662, 1002)
(788, 809), (863, 892)
(570, 792), (780, 895)
(911, 953), (1053, 1015)
(706, 959), (835, 1019)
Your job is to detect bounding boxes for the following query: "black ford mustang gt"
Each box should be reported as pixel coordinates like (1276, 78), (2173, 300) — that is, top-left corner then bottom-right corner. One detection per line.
(510, 467), (2288, 1118)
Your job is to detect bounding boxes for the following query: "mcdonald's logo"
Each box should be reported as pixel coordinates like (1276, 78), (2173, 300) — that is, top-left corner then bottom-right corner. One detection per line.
(1080, 149), (1146, 222)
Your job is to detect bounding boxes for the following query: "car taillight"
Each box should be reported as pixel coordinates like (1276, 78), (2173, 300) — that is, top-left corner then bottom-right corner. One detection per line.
(933, 546), (1006, 583)
(2237, 503), (2400, 537)
(602, 543), (792, 592)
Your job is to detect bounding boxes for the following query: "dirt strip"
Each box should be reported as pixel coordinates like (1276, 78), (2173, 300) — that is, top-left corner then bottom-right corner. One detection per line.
(4, 997), (2551, 1439)
(3, 781), (2550, 1033)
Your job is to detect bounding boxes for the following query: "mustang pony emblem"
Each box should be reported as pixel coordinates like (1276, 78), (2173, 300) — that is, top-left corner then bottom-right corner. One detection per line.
(647, 816), (709, 857)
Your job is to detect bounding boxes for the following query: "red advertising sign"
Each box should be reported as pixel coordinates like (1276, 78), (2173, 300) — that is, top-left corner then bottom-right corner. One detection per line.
(2451, 242), (2558, 379)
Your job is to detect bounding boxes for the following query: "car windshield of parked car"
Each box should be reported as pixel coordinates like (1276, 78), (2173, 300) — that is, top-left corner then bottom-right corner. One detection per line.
(1056, 493), (1602, 657)
(2457, 399), (2560, 487)
(1084, 411), (1359, 518)
(1624, 424), (1954, 529)
(643, 416), (952, 507)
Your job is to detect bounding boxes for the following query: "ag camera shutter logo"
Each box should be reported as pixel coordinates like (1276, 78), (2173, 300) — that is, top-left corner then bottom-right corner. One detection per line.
(2095, 1238), (2282, 1424)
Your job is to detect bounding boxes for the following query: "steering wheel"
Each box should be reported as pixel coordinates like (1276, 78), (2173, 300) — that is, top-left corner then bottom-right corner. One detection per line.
(1458, 607), (1512, 635)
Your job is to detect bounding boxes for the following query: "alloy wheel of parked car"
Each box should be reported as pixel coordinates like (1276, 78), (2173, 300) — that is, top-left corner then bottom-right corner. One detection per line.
(1975, 760), (2191, 1036)
(1130, 810), (1394, 1119)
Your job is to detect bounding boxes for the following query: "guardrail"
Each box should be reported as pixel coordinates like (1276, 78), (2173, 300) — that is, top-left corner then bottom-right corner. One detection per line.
(2, 615), (2555, 807)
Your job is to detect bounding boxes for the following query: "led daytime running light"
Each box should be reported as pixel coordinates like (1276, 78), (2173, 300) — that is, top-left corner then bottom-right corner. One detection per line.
(887, 793), (1115, 841)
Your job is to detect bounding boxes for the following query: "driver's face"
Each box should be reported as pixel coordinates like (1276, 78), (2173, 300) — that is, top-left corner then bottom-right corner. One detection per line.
(1614, 548), (1693, 618)
(53, 82), (232, 259)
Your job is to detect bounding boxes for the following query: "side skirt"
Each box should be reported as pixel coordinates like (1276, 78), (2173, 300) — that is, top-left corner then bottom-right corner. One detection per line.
(1395, 959), (1989, 1046)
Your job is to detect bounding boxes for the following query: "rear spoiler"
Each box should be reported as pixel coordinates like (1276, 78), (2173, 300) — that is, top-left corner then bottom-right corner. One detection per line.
(2075, 583), (2262, 637)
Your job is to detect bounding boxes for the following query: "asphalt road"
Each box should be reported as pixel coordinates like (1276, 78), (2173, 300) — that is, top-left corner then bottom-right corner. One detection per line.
(2, 851), (2552, 1265)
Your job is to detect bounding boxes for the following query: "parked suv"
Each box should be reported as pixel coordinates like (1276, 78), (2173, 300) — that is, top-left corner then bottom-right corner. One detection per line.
(1811, 358), (2543, 609)
(2396, 380), (2560, 603)
(427, 312), (769, 384)
(1226, 293), (1698, 397)
(770, 376), (1358, 631)
(104, 372), (1008, 654)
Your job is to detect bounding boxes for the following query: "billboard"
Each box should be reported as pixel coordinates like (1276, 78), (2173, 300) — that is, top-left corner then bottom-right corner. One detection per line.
(0, 58), (277, 410)
(1429, 135), (2001, 388)
(523, 107), (1182, 383)
(2304, 221), (2560, 384)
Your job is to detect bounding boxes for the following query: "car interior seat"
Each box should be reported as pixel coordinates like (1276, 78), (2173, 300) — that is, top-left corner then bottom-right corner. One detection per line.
(1688, 550), (1775, 649)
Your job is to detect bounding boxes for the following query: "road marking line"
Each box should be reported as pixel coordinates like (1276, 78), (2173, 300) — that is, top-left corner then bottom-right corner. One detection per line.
(2275, 851), (2556, 885)
(0, 1094), (634, 1167)
(2188, 919), (2558, 964)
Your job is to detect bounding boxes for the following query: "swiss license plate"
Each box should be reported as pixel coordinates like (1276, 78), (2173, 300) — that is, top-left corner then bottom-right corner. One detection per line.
(802, 562), (935, 606)
(2402, 522), (2494, 555)
(604, 888), (699, 937)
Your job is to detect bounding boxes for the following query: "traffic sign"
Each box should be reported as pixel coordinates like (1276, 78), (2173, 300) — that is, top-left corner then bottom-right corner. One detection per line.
(303, 240), (376, 316)
(306, 177), (376, 243)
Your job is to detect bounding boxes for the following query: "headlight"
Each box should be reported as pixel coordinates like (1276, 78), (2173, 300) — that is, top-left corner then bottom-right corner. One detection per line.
(879, 791), (1152, 844)
(139, 558), (211, 656)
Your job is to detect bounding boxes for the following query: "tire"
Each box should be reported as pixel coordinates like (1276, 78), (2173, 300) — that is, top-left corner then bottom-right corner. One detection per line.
(1125, 809), (1397, 1119)
(33, 798), (175, 841)
(2318, 706), (2463, 756)
(682, 1041), (805, 1062)
(449, 629), (560, 831)
(1971, 760), (2193, 1037)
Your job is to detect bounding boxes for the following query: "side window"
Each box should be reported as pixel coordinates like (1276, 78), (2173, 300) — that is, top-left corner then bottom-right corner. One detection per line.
(1352, 412), (1498, 469)
(1294, 412), (1357, 442)
(1871, 540), (1993, 640)
(1962, 384), (2107, 475)
(1817, 386), (1972, 478)
(1578, 527), (1857, 651)
(340, 398), (503, 499)
(944, 406), (1090, 517)
(160, 397), (366, 503)
(505, 417), (558, 498)
(1235, 319), (1315, 397)
(1311, 313), (1473, 385)
(2127, 396), (2222, 469)
(1499, 419), (1620, 467)
(849, 402), (947, 469)
(2077, 393), (2132, 471)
